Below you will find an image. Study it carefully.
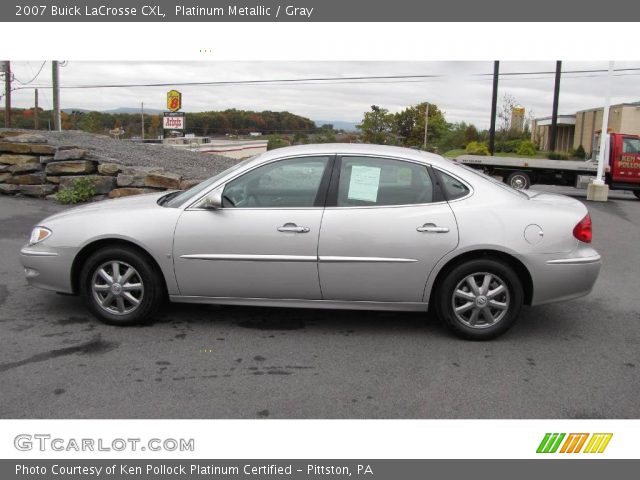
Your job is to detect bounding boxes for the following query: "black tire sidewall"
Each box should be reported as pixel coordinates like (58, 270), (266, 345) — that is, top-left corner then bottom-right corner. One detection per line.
(436, 258), (524, 340)
(79, 247), (161, 326)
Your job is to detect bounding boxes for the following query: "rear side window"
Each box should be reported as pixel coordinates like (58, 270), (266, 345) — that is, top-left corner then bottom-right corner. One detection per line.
(337, 156), (434, 207)
(438, 170), (470, 200)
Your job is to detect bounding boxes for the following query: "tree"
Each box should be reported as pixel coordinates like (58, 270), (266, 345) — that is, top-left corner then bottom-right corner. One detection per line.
(497, 93), (518, 137)
(357, 105), (396, 144)
(464, 124), (479, 144)
(393, 102), (448, 149)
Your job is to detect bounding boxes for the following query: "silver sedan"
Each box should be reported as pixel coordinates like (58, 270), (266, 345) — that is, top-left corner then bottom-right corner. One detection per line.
(20, 144), (602, 340)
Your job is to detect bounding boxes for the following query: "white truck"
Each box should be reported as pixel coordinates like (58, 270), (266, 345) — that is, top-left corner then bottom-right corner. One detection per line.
(456, 133), (640, 199)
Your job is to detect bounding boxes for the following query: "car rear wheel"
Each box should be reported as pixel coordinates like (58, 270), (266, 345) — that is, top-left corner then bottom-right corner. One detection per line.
(80, 247), (163, 326)
(634, 191), (640, 200)
(506, 171), (531, 190)
(435, 258), (524, 340)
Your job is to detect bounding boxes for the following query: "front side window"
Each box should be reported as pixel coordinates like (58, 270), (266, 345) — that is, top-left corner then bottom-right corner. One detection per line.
(337, 156), (434, 207)
(622, 137), (640, 154)
(222, 156), (330, 208)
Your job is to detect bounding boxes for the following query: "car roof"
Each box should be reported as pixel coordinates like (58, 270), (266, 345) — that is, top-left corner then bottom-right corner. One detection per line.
(256, 143), (450, 167)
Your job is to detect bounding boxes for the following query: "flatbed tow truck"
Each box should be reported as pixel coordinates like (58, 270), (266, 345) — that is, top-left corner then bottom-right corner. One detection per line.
(456, 132), (640, 199)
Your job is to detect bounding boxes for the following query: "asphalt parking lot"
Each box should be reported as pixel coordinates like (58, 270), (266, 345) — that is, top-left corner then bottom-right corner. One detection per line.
(0, 187), (638, 419)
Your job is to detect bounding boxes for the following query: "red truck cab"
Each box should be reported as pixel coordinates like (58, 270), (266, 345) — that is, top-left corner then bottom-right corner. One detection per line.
(605, 133), (640, 198)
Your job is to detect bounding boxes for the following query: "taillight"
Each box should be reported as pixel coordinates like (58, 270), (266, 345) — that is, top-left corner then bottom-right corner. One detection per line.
(573, 213), (592, 243)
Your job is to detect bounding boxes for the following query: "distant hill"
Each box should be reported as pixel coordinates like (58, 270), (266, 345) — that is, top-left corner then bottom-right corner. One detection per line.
(314, 120), (359, 132)
(62, 107), (164, 114)
(103, 107), (164, 114)
(61, 108), (91, 114)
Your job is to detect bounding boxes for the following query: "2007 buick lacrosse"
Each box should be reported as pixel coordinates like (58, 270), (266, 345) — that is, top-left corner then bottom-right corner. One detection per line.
(20, 144), (601, 340)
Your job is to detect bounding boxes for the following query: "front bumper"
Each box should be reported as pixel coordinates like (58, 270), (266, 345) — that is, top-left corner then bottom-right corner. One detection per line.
(20, 244), (76, 294)
(523, 246), (602, 306)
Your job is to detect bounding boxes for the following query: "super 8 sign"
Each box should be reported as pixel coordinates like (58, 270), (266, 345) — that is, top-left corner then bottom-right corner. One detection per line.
(167, 90), (182, 112)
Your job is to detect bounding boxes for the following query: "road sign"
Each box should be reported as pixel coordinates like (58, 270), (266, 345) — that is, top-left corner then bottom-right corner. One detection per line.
(163, 111), (185, 129)
(166, 90), (182, 112)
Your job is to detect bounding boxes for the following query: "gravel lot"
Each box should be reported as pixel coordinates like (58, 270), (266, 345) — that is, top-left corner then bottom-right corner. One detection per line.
(0, 185), (638, 419)
(2, 129), (242, 180)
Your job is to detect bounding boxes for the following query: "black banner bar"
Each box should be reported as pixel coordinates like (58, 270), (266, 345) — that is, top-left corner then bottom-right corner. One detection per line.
(3, 459), (639, 480)
(5, 0), (640, 22)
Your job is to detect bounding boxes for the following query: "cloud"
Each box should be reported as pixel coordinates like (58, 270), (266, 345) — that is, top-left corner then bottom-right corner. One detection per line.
(7, 60), (640, 128)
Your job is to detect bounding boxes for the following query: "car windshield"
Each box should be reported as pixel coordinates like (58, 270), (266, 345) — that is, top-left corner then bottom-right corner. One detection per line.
(161, 157), (256, 208)
(451, 162), (529, 199)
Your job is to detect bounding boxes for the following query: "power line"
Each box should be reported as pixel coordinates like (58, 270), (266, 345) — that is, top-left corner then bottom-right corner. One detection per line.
(12, 67), (640, 90)
(13, 61), (46, 85)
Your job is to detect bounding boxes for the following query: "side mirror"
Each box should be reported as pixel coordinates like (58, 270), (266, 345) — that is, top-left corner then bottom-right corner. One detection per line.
(198, 187), (223, 209)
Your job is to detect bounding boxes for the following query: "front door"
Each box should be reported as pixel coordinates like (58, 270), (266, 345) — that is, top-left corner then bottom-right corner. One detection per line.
(318, 155), (459, 303)
(173, 155), (332, 299)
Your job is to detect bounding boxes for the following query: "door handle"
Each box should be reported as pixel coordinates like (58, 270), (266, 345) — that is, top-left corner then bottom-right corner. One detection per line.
(277, 223), (310, 233)
(417, 223), (449, 233)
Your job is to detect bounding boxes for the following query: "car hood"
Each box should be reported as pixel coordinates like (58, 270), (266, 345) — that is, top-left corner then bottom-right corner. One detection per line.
(40, 191), (171, 224)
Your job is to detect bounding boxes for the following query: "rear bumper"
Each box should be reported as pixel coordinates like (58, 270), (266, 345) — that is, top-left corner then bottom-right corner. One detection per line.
(523, 248), (602, 306)
(19, 244), (76, 294)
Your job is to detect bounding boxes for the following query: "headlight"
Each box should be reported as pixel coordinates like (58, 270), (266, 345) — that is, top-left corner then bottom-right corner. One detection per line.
(28, 227), (52, 246)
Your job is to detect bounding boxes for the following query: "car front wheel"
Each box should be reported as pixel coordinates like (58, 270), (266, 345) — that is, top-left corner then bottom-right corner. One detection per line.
(79, 247), (163, 326)
(435, 258), (524, 340)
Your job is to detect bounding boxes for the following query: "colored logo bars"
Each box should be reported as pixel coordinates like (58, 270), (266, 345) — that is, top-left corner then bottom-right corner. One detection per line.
(536, 433), (612, 454)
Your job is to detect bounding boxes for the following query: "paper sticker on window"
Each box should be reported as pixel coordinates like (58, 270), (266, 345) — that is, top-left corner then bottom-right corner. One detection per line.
(348, 165), (381, 202)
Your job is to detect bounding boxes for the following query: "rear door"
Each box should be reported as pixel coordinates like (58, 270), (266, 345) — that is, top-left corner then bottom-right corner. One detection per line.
(318, 155), (459, 303)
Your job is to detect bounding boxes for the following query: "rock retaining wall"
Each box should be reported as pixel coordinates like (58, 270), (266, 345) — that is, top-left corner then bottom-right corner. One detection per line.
(0, 132), (201, 201)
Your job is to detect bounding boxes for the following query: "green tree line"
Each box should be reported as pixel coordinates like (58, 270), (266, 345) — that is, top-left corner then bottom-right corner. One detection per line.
(0, 108), (318, 138)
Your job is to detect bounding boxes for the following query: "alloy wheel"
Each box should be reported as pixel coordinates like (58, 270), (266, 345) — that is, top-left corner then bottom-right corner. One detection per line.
(91, 261), (145, 315)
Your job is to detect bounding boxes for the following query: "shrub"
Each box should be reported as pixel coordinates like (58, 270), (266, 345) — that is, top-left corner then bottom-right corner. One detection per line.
(465, 141), (490, 156)
(572, 144), (586, 159)
(55, 178), (97, 204)
(267, 135), (289, 150)
(516, 140), (537, 156)
(547, 152), (570, 160)
(495, 139), (523, 153)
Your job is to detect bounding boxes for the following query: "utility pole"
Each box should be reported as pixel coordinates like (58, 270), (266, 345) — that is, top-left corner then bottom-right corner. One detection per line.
(549, 61), (562, 152)
(423, 102), (429, 149)
(34, 88), (39, 130)
(52, 60), (61, 131)
(586, 61), (613, 202)
(489, 61), (499, 155)
(3, 61), (11, 128)
(141, 102), (145, 140)
(596, 62), (614, 183)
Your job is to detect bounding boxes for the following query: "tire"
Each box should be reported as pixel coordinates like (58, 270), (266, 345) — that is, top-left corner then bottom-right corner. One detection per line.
(634, 191), (640, 200)
(434, 258), (524, 340)
(79, 247), (164, 326)
(506, 171), (531, 190)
